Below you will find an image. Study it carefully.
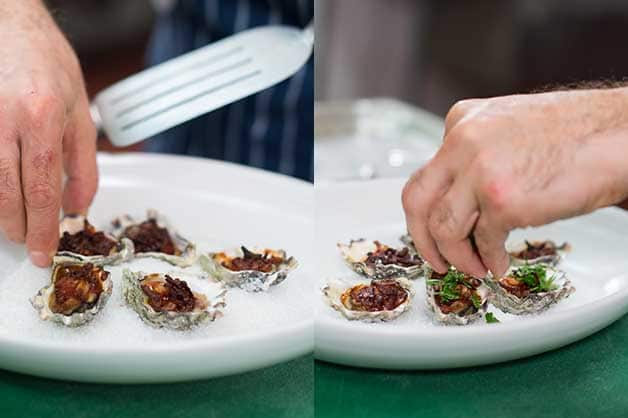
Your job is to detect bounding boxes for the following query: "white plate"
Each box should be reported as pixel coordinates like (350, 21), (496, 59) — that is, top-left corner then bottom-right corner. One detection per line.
(0, 153), (313, 383)
(314, 178), (628, 369)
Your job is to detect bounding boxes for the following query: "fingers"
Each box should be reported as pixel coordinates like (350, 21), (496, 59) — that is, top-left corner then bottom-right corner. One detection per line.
(20, 95), (65, 267)
(427, 177), (486, 277)
(402, 161), (451, 273)
(473, 214), (510, 278)
(0, 136), (25, 243)
(62, 95), (98, 215)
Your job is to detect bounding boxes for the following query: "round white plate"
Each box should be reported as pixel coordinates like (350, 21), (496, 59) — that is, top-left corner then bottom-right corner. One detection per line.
(0, 153), (313, 383)
(315, 178), (628, 369)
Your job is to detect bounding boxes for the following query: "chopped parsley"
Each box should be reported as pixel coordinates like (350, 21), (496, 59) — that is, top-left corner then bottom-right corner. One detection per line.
(485, 312), (500, 323)
(471, 293), (482, 309)
(428, 268), (470, 302)
(511, 264), (557, 293)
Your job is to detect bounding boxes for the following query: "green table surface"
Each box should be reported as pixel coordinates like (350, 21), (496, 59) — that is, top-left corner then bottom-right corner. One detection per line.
(315, 314), (628, 418)
(0, 354), (313, 418)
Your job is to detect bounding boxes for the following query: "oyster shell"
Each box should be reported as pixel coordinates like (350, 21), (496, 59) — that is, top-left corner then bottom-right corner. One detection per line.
(399, 233), (418, 254)
(485, 264), (575, 315)
(322, 277), (414, 322)
(199, 246), (298, 292)
(425, 267), (489, 326)
(111, 209), (196, 266)
(337, 239), (423, 280)
(123, 270), (226, 330)
(508, 240), (570, 266)
(54, 214), (133, 266)
(30, 262), (112, 327)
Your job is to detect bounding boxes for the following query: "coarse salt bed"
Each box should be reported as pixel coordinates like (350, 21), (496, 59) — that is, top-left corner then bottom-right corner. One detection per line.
(0, 239), (312, 348)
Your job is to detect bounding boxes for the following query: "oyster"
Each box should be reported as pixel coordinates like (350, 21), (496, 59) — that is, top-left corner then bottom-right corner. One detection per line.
(425, 267), (489, 326)
(485, 264), (574, 315)
(337, 239), (423, 280)
(111, 209), (196, 266)
(30, 262), (112, 327)
(123, 270), (226, 330)
(54, 214), (133, 266)
(200, 246), (298, 292)
(322, 277), (414, 322)
(508, 240), (570, 266)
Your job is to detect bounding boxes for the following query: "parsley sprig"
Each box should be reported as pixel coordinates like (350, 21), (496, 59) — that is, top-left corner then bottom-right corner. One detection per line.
(511, 264), (557, 293)
(485, 312), (500, 323)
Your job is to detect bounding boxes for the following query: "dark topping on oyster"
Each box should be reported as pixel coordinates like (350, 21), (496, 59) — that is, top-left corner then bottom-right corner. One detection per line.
(58, 220), (117, 257)
(222, 247), (284, 273)
(428, 269), (482, 315)
(123, 219), (178, 255)
(499, 264), (557, 297)
(49, 263), (108, 315)
(365, 241), (422, 267)
(141, 275), (204, 313)
(341, 279), (408, 312)
(511, 240), (557, 260)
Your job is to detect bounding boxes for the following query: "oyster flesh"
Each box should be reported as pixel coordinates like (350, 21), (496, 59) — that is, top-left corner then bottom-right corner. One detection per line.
(54, 214), (133, 266)
(484, 264), (575, 315)
(200, 246), (298, 292)
(322, 277), (414, 322)
(31, 262), (112, 327)
(425, 267), (489, 326)
(111, 209), (196, 266)
(337, 239), (423, 280)
(508, 240), (570, 266)
(123, 270), (226, 330)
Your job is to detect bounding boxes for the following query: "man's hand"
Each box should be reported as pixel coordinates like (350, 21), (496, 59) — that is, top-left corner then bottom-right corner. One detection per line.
(0, 0), (97, 266)
(402, 88), (628, 278)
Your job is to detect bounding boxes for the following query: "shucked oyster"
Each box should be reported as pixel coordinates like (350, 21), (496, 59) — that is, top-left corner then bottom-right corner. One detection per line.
(54, 214), (133, 266)
(508, 240), (570, 266)
(200, 246), (298, 292)
(337, 239), (423, 280)
(322, 277), (414, 322)
(111, 209), (196, 266)
(123, 270), (226, 330)
(31, 262), (112, 327)
(425, 267), (489, 326)
(485, 264), (574, 315)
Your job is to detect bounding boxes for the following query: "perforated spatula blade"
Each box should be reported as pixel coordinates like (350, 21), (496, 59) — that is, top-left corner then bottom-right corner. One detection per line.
(91, 24), (313, 147)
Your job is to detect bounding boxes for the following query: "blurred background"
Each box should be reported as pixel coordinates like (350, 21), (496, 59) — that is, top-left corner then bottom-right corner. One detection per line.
(315, 0), (628, 183)
(47, 0), (155, 152)
(316, 0), (628, 114)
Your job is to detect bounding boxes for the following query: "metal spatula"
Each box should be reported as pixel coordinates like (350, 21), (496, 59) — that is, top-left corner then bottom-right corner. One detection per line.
(91, 23), (314, 147)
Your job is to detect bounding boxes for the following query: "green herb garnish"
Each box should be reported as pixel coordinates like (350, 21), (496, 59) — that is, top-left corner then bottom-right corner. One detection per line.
(471, 293), (482, 309)
(430, 268), (468, 302)
(485, 312), (500, 323)
(511, 264), (557, 293)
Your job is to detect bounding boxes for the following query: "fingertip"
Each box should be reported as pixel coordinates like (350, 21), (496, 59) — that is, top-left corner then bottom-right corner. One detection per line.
(428, 257), (450, 274)
(29, 250), (52, 267)
(489, 253), (510, 278)
(466, 264), (488, 279)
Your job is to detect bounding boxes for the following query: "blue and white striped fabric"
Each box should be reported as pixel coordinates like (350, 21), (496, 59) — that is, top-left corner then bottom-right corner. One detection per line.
(144, 0), (314, 181)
